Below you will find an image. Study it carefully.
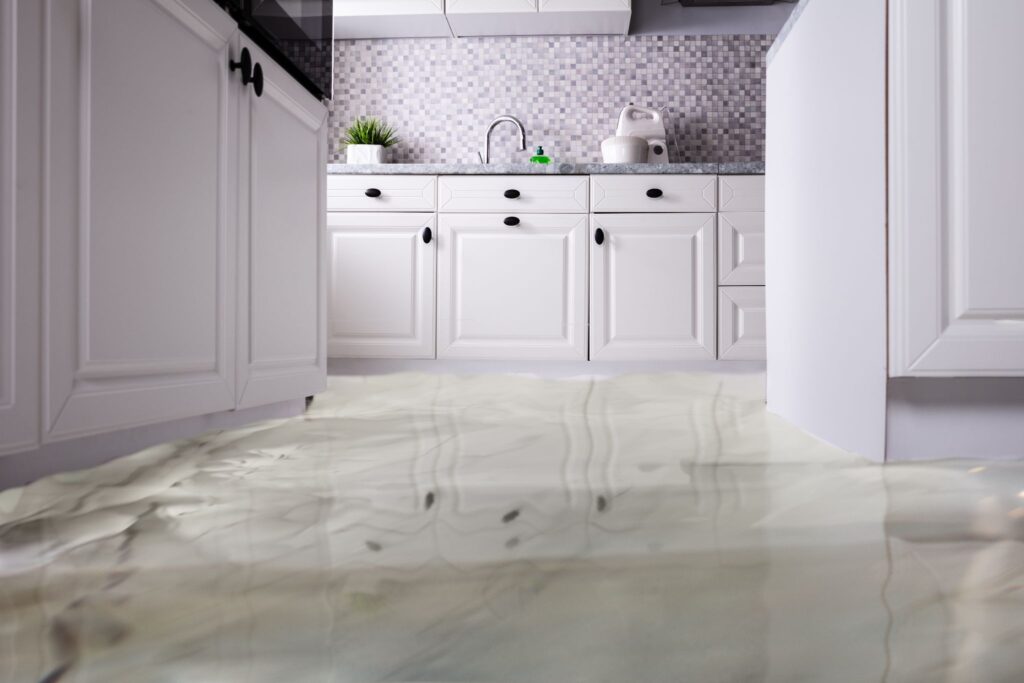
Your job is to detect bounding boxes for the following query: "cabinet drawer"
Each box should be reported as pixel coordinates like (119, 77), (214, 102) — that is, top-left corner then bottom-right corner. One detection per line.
(438, 175), (589, 213)
(718, 286), (766, 361)
(718, 212), (765, 285)
(718, 175), (765, 212)
(590, 175), (718, 213)
(327, 175), (436, 212)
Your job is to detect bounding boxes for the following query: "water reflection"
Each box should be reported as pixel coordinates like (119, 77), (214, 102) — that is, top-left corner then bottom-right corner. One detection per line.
(1, 373), (1022, 682)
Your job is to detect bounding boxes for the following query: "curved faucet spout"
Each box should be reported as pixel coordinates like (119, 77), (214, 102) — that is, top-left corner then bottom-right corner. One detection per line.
(479, 115), (527, 164)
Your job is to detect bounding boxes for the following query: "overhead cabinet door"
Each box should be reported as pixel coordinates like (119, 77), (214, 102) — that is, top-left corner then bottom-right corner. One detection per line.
(44, 0), (239, 440)
(590, 213), (716, 361)
(236, 36), (328, 408)
(437, 213), (588, 360)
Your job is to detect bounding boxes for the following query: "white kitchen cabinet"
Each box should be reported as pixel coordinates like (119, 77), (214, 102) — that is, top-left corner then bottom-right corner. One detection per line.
(590, 213), (717, 361)
(0, 0), (41, 455)
(43, 0), (240, 440)
(327, 213), (437, 359)
(718, 212), (765, 286)
(235, 37), (328, 408)
(333, 1), (450, 42)
(437, 213), (588, 360)
(718, 286), (766, 361)
(447, 0), (629, 36)
(889, 0), (1024, 377)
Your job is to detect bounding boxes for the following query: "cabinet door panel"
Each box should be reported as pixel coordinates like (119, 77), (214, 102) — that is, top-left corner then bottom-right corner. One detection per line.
(590, 213), (716, 361)
(237, 37), (328, 408)
(437, 213), (587, 360)
(890, 0), (1024, 375)
(718, 212), (765, 286)
(327, 213), (436, 359)
(718, 286), (766, 361)
(0, 0), (41, 454)
(45, 0), (238, 440)
(447, 0), (537, 13)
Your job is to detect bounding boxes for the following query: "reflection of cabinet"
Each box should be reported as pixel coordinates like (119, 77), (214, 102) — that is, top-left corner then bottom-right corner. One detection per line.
(432, 379), (592, 565)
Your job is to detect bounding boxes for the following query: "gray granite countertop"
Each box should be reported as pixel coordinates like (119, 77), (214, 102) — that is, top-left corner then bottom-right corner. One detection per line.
(327, 162), (764, 176)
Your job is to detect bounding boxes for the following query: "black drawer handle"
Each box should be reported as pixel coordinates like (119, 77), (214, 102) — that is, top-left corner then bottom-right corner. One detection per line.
(365, 188), (382, 198)
(504, 189), (521, 199)
(422, 227), (432, 244)
(594, 228), (605, 245)
(504, 216), (520, 227)
(646, 188), (663, 199)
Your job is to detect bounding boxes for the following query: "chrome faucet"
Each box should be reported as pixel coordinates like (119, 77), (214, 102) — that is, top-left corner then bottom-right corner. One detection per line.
(478, 115), (527, 164)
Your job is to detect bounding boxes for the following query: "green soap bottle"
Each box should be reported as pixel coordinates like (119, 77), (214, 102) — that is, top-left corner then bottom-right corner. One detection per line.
(530, 146), (551, 164)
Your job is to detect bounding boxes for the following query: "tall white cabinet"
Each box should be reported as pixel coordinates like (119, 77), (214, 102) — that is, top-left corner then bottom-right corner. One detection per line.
(45, 0), (240, 439)
(1, 0), (328, 456)
(767, 0), (1024, 462)
(236, 36), (328, 408)
(888, 0), (1024, 377)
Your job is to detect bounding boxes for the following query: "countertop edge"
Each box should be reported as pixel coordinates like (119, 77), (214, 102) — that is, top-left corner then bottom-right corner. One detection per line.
(327, 162), (765, 176)
(766, 0), (812, 65)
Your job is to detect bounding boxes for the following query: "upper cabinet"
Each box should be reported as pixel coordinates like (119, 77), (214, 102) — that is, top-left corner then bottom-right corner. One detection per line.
(449, 0), (630, 36)
(888, 0), (1024, 377)
(334, 0), (631, 39)
(334, 0), (451, 39)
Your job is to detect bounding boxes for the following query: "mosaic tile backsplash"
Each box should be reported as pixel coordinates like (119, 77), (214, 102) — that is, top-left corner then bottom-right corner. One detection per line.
(329, 34), (773, 165)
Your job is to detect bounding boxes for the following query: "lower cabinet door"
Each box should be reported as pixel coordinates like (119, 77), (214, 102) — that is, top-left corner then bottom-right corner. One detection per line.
(718, 286), (767, 361)
(327, 212), (436, 359)
(437, 213), (588, 360)
(236, 36), (328, 408)
(590, 213), (717, 361)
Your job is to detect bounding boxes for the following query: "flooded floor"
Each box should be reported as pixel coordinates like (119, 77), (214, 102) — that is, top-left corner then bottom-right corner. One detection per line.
(1, 372), (1023, 682)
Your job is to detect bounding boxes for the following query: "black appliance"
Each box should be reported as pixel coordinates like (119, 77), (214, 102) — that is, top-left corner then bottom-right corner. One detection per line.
(215, 0), (332, 101)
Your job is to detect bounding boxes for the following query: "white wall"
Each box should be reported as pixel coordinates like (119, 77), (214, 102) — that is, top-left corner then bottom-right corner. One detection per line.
(764, 0), (888, 461)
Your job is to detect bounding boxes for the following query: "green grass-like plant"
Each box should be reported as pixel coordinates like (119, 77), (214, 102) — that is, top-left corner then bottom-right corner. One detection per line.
(343, 116), (400, 148)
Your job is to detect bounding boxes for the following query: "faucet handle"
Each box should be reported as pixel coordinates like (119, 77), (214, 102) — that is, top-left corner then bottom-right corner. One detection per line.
(478, 150), (485, 164)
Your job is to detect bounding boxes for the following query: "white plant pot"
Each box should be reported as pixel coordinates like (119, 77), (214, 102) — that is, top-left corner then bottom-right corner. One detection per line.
(347, 144), (385, 164)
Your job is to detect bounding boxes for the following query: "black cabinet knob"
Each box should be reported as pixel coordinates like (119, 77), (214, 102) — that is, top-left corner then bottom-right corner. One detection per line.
(229, 47), (253, 81)
(229, 48), (263, 97)
(595, 228), (605, 245)
(503, 216), (520, 227)
(646, 188), (663, 198)
(365, 188), (382, 198)
(504, 189), (521, 199)
(422, 227), (432, 244)
(251, 62), (264, 98)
